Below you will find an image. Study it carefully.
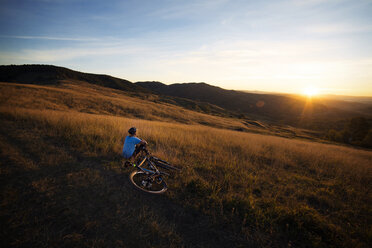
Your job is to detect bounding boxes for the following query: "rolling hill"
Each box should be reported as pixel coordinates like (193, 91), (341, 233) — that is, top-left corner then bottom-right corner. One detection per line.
(2, 64), (370, 133)
(0, 65), (371, 247)
(0, 64), (142, 92)
(0, 65), (240, 119)
(136, 81), (372, 130)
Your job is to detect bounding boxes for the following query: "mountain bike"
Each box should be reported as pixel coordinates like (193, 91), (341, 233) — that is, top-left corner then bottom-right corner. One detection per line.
(128, 147), (180, 194)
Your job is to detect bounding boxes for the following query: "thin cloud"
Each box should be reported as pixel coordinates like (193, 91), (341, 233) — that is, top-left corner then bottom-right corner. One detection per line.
(0, 44), (148, 63)
(292, 0), (344, 5)
(305, 24), (372, 34)
(149, 0), (228, 19)
(0, 35), (99, 42)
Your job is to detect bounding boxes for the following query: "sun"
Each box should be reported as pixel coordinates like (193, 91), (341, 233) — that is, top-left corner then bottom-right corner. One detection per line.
(302, 86), (319, 97)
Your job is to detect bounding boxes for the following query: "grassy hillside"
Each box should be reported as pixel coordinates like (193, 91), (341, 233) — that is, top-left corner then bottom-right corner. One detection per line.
(0, 81), (321, 139)
(4, 64), (370, 132)
(0, 65), (239, 118)
(0, 81), (247, 129)
(1, 81), (371, 247)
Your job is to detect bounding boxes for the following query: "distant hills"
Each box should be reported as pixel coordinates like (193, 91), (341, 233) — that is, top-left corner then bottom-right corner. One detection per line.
(135, 81), (307, 119)
(0, 64), (143, 93)
(0, 65), (234, 118)
(322, 94), (372, 104)
(136, 81), (371, 129)
(1, 64), (371, 131)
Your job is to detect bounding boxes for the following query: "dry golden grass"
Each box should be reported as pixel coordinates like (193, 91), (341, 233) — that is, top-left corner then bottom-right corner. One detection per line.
(0, 81), (325, 140)
(0, 81), (251, 130)
(1, 82), (371, 247)
(1, 105), (371, 247)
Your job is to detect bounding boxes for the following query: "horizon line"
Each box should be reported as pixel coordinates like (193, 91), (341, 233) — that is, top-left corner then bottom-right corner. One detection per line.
(1, 63), (372, 98)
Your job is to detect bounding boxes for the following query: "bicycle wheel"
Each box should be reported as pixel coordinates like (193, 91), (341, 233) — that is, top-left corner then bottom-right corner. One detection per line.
(129, 171), (168, 194)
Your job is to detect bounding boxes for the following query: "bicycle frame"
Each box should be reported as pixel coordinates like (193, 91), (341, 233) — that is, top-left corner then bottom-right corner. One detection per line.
(136, 155), (170, 177)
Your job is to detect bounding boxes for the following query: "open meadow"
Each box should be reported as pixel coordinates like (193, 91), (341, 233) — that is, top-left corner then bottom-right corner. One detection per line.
(1, 82), (371, 247)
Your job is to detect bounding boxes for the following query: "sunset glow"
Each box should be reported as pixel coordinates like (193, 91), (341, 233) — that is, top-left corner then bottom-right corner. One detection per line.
(0, 0), (371, 96)
(302, 86), (319, 97)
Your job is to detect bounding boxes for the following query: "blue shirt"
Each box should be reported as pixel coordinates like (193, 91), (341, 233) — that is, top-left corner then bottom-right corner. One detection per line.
(122, 135), (142, 159)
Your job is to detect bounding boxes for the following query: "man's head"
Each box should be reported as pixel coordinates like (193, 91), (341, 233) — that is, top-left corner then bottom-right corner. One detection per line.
(128, 127), (137, 136)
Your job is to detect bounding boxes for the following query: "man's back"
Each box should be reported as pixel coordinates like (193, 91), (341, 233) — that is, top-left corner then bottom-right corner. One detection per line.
(122, 135), (141, 159)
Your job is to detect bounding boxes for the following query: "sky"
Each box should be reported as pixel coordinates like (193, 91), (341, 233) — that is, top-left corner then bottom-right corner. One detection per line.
(0, 0), (371, 96)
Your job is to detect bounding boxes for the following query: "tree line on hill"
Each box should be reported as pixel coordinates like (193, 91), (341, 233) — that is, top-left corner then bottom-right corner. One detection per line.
(326, 117), (372, 148)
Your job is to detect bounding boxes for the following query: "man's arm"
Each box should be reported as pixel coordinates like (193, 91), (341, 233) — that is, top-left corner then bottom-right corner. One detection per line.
(134, 137), (146, 145)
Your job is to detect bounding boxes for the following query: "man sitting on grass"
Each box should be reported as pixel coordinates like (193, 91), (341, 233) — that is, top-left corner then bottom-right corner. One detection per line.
(122, 127), (147, 166)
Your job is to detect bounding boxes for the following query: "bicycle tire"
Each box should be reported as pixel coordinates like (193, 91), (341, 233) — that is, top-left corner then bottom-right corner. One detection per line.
(129, 171), (168, 194)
